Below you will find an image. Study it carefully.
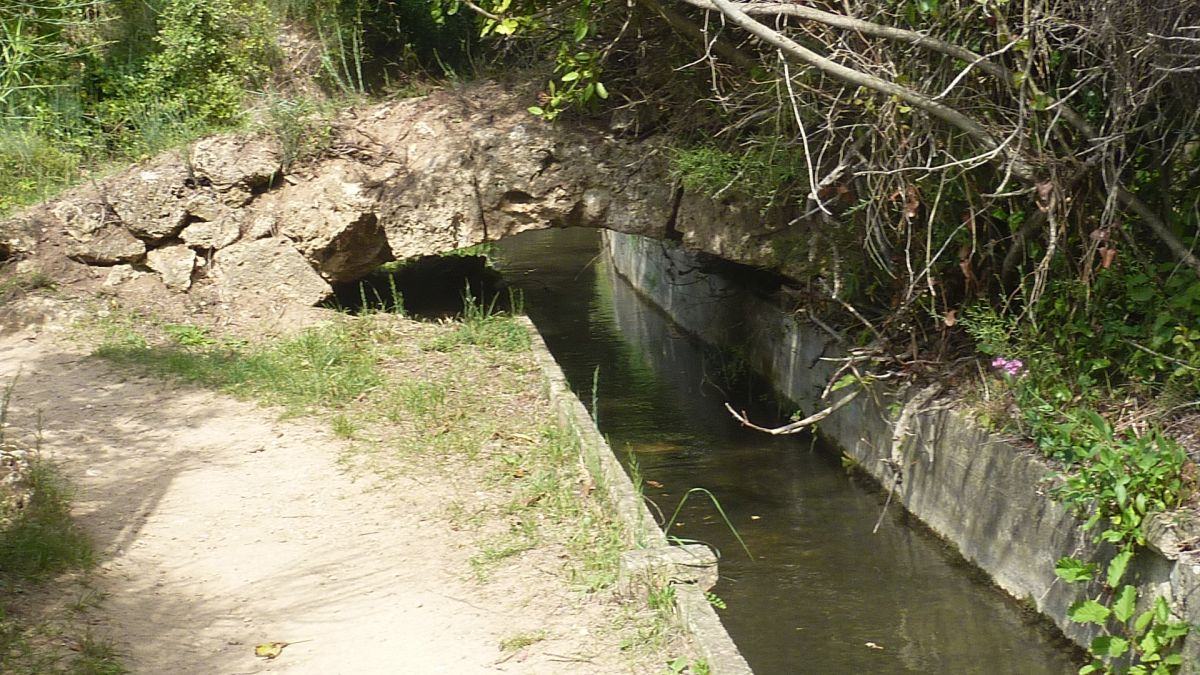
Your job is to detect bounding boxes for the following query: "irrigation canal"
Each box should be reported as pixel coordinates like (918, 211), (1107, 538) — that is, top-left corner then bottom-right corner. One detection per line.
(490, 228), (1079, 674)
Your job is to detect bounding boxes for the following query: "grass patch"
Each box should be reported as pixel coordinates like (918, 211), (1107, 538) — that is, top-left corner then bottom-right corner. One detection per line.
(0, 462), (93, 582)
(425, 290), (529, 353)
(95, 321), (382, 415)
(383, 380), (448, 422)
(0, 271), (55, 306)
(499, 630), (547, 652)
(0, 383), (121, 674)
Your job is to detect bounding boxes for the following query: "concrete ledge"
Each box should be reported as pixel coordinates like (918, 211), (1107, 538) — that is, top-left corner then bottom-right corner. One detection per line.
(618, 544), (719, 597)
(521, 317), (753, 675)
(602, 230), (1200, 670)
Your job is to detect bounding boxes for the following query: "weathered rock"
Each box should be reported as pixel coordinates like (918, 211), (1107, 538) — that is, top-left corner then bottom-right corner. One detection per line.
(67, 226), (145, 265)
(107, 157), (191, 241)
(243, 212), (277, 240)
(368, 86), (674, 261)
(146, 244), (197, 291)
(213, 237), (331, 307)
(53, 195), (118, 241)
(103, 264), (146, 287)
(259, 167), (391, 282)
(182, 192), (230, 223)
(190, 135), (281, 191)
(181, 217), (241, 251)
(0, 214), (43, 261)
(179, 191), (245, 250)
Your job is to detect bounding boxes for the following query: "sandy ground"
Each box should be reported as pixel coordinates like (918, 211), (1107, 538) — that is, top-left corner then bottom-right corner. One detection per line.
(0, 305), (671, 674)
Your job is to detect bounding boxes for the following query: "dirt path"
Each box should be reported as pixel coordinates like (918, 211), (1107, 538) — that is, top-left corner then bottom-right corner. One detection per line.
(0, 313), (669, 674)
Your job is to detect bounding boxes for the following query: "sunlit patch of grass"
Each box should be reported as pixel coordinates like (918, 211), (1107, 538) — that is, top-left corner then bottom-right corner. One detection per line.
(382, 380), (448, 423)
(94, 321), (382, 415)
(469, 527), (539, 582)
(330, 414), (356, 439)
(425, 289), (529, 353)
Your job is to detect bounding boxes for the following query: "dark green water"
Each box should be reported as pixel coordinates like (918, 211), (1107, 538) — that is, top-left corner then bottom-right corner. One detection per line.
(493, 228), (1080, 674)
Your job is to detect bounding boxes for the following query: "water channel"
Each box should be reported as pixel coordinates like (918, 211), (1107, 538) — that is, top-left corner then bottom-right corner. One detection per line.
(487, 228), (1079, 674)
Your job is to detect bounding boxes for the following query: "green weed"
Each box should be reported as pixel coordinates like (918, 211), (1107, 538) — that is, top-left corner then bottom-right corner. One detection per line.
(95, 322), (382, 414)
(161, 324), (214, 348)
(262, 95), (335, 169)
(385, 380), (448, 422)
(0, 270), (53, 305)
(499, 630), (547, 652)
(0, 461), (93, 582)
(330, 413), (356, 439)
(668, 142), (804, 208)
(426, 287), (528, 353)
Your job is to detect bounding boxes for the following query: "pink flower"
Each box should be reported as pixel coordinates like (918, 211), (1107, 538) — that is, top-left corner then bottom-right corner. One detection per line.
(991, 356), (1025, 377)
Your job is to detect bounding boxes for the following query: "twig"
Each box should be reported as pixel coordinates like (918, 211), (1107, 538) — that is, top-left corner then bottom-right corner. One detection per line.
(724, 389), (860, 435)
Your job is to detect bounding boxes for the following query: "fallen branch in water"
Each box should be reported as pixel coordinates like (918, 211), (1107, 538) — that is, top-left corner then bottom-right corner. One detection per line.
(724, 389), (861, 435)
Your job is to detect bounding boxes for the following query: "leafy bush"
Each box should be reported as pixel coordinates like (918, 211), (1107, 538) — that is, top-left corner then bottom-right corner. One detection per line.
(137, 0), (278, 125)
(669, 143), (804, 207)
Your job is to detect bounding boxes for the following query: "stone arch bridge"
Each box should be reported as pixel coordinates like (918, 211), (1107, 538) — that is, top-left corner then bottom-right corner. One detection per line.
(0, 82), (786, 310)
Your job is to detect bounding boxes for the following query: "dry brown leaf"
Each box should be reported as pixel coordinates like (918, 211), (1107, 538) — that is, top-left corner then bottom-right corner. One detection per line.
(903, 185), (921, 220)
(1101, 246), (1118, 269)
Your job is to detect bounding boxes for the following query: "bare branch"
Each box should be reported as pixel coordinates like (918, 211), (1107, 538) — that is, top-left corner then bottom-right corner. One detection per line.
(724, 389), (860, 435)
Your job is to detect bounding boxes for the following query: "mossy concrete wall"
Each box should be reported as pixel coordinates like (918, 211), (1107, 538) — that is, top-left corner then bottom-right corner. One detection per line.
(603, 231), (1200, 667)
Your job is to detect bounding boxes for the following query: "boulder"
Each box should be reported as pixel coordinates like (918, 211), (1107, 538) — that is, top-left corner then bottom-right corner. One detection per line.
(260, 167), (391, 282)
(107, 157), (191, 241)
(103, 264), (146, 287)
(146, 245), (196, 291)
(213, 237), (331, 307)
(67, 226), (145, 265)
(53, 195), (116, 241)
(181, 219), (241, 251)
(190, 135), (281, 191)
(0, 214), (43, 262)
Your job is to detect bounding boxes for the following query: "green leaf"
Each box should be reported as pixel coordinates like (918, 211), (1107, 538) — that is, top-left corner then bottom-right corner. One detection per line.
(1140, 630), (1161, 656)
(1113, 585), (1138, 622)
(1055, 557), (1097, 583)
(1135, 609), (1155, 633)
(595, 81), (608, 99)
(831, 374), (860, 392)
(1107, 549), (1133, 587)
(573, 21), (588, 42)
(1069, 599), (1111, 625)
(493, 18), (518, 35)
(1091, 635), (1130, 657)
(1163, 621), (1191, 639)
(527, 106), (545, 116)
(1155, 596), (1171, 623)
(560, 71), (580, 82)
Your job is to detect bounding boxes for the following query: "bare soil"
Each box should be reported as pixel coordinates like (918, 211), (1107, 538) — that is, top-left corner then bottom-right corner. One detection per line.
(0, 292), (688, 674)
